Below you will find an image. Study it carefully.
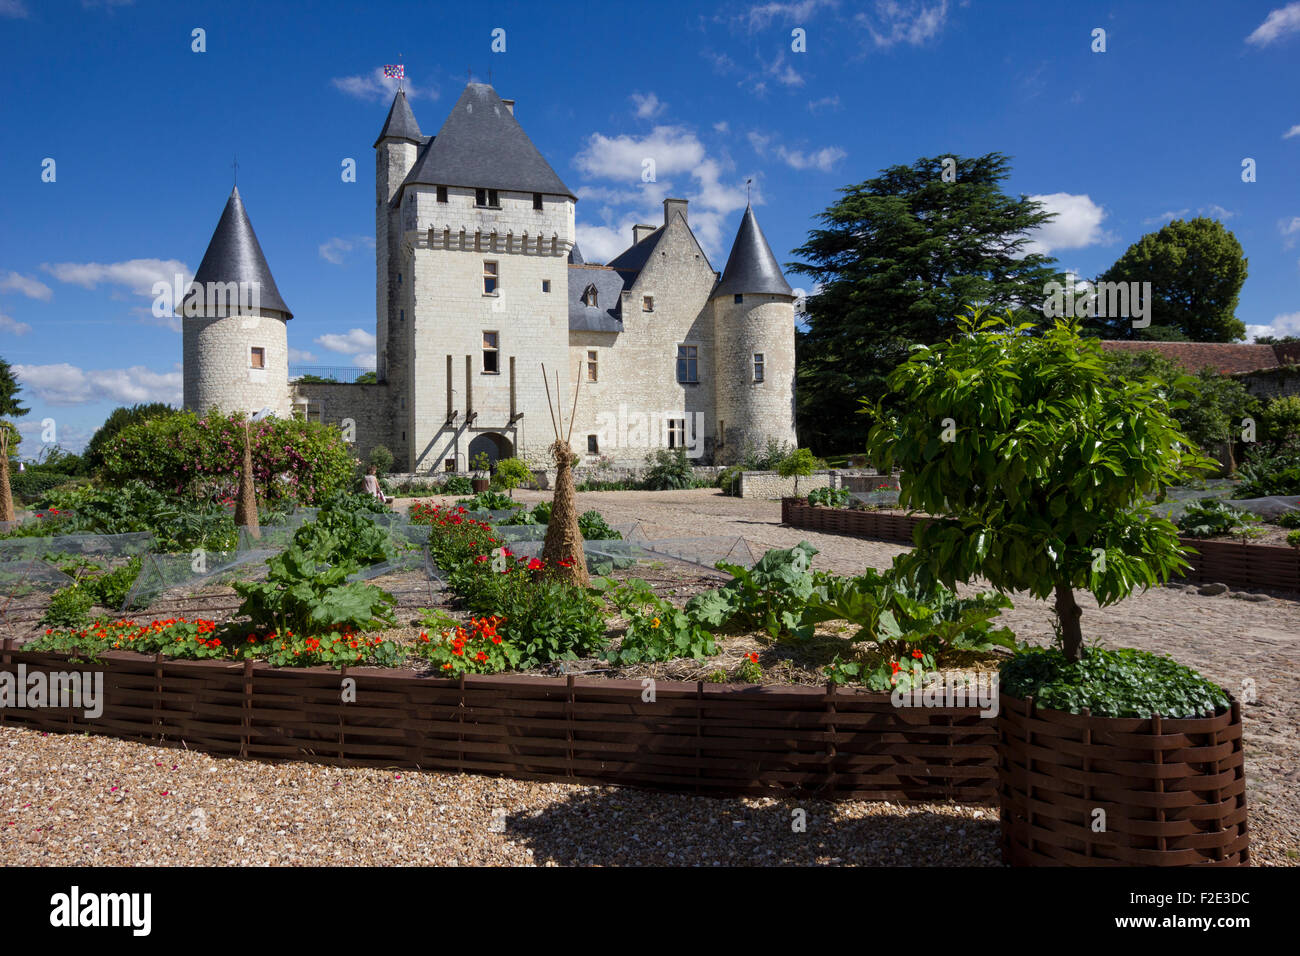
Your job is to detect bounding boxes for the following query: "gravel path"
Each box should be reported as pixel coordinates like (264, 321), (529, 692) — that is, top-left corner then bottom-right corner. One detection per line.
(3, 488), (1294, 866)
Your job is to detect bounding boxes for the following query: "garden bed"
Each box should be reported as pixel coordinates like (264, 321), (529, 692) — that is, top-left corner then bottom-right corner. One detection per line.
(0, 641), (999, 803)
(782, 499), (1300, 594)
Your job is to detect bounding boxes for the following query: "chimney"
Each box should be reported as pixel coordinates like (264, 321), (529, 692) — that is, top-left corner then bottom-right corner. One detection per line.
(501, 99), (515, 115)
(632, 224), (657, 245)
(663, 198), (688, 225)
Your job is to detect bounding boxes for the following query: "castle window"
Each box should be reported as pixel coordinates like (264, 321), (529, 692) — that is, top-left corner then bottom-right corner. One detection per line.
(482, 331), (500, 374)
(533, 193), (543, 211)
(753, 353), (765, 383)
(249, 347), (265, 369)
(475, 188), (499, 208)
(400, 308), (405, 322)
(587, 435), (599, 454)
(718, 420), (725, 446)
(642, 295), (654, 312)
(586, 350), (598, 382)
(436, 186), (448, 203)
(667, 418), (686, 449)
(483, 261), (498, 296)
(542, 279), (551, 293)
(734, 294), (743, 304)
(445, 458), (456, 473)
(398, 272), (402, 285)
(583, 284), (598, 308)
(676, 345), (698, 384)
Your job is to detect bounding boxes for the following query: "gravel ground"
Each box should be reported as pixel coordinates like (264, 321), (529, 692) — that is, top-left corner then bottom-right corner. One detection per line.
(2, 488), (1294, 866)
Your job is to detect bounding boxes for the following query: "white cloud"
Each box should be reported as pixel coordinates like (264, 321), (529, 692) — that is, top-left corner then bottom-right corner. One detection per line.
(354, 352), (377, 371)
(1023, 193), (1114, 255)
(0, 271), (52, 300)
(288, 347), (317, 363)
(1202, 204), (1236, 220)
(764, 50), (804, 87)
(1246, 3), (1300, 46)
(0, 311), (31, 335)
(1248, 312), (1300, 340)
(1143, 209), (1189, 226)
(857, 0), (950, 48)
(748, 129), (845, 171)
(42, 257), (190, 297)
(573, 126), (707, 180)
(808, 95), (841, 112)
(15, 362), (182, 407)
(331, 67), (437, 102)
(316, 328), (377, 355)
(0, 0), (28, 15)
(744, 0), (837, 31)
(318, 235), (375, 265)
(630, 92), (666, 119)
(1283, 124), (1300, 139)
(713, 121), (730, 133)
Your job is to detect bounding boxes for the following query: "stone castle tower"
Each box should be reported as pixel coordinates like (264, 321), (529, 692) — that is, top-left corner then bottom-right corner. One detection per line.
(183, 82), (798, 470)
(181, 186), (293, 417)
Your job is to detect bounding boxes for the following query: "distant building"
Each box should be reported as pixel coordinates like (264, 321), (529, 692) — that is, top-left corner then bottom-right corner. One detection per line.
(182, 82), (798, 471)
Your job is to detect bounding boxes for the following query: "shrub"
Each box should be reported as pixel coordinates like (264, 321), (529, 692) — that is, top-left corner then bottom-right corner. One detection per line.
(999, 646), (1228, 718)
(85, 403), (177, 470)
(1289, 529), (1300, 549)
(776, 447), (820, 495)
(99, 409), (355, 507)
(641, 448), (692, 490)
(1237, 437), (1300, 497)
(440, 475), (474, 496)
(41, 585), (94, 628)
(1277, 510), (1300, 529)
(8, 469), (77, 504)
(1260, 395), (1300, 443)
(687, 541), (823, 640)
(368, 445), (395, 475)
(716, 465), (742, 496)
(530, 500), (553, 524)
(455, 490), (520, 512)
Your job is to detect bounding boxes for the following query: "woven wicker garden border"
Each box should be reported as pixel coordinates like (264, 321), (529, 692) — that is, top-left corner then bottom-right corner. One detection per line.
(781, 499), (1300, 593)
(997, 694), (1248, 866)
(0, 641), (998, 803)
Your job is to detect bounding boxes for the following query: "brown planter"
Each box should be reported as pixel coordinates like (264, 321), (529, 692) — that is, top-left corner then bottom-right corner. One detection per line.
(471, 477), (490, 493)
(998, 694), (1248, 866)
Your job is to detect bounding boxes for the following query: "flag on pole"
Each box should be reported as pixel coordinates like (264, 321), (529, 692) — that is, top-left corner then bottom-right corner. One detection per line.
(383, 64), (404, 78)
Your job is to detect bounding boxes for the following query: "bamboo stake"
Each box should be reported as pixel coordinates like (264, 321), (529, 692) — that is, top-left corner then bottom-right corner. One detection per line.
(541, 363), (559, 440)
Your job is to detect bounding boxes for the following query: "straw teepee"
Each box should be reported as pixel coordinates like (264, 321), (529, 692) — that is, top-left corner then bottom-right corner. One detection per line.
(539, 362), (589, 587)
(234, 420), (260, 540)
(0, 427), (14, 524)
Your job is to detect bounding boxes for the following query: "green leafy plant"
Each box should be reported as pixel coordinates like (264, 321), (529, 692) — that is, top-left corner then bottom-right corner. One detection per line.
(40, 584), (94, 628)
(641, 448), (693, 490)
(716, 465), (743, 497)
(413, 613), (522, 676)
(735, 653), (763, 683)
(999, 646), (1229, 718)
(687, 541), (823, 640)
(577, 510), (621, 540)
(807, 486), (852, 508)
(598, 576), (717, 665)
(1237, 437), (1300, 497)
(1287, 529), (1300, 550)
(865, 309), (1213, 661)
(368, 444), (395, 475)
(1175, 499), (1262, 539)
(470, 451), (492, 476)
(455, 490), (521, 513)
(1276, 510), (1300, 529)
(439, 475), (474, 496)
(530, 500), (553, 524)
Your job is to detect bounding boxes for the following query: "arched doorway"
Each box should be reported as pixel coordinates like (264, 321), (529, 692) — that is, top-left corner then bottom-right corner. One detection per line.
(467, 432), (514, 468)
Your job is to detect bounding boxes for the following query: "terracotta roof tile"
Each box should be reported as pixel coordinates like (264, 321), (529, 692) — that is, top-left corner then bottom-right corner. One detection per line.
(1098, 341), (1285, 375)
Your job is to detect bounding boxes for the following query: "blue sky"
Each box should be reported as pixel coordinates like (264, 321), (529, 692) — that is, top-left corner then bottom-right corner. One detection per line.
(1, 0), (1299, 457)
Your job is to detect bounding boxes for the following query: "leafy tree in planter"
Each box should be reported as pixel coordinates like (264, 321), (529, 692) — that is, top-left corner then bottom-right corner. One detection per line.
(491, 456), (533, 497)
(865, 310), (1212, 661)
(777, 447), (820, 496)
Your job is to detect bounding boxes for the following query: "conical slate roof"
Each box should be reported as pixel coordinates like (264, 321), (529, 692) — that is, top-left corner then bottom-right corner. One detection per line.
(712, 204), (792, 300)
(184, 186), (292, 319)
(399, 82), (575, 200)
(372, 90), (423, 147)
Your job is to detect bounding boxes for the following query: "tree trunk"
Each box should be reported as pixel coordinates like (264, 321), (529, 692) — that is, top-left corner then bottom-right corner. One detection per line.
(0, 429), (14, 524)
(235, 422), (260, 540)
(1053, 579), (1083, 662)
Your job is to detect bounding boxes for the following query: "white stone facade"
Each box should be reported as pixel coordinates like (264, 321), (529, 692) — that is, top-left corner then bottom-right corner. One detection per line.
(183, 312), (289, 417)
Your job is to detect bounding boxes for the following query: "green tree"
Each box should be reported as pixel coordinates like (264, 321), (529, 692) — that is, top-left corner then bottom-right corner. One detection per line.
(85, 402), (176, 470)
(789, 153), (1061, 453)
(776, 447), (820, 496)
(491, 456), (533, 496)
(0, 356), (28, 522)
(866, 310), (1212, 661)
(1092, 217), (1247, 342)
(354, 371), (379, 384)
(0, 358), (28, 419)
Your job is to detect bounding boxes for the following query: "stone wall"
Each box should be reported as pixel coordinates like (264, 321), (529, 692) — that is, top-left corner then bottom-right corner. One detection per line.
(713, 292), (797, 463)
(738, 468), (897, 500)
(183, 312), (290, 416)
(289, 381), (393, 463)
(1237, 367), (1300, 402)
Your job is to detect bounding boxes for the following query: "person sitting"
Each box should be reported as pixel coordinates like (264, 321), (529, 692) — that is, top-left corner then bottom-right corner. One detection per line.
(362, 465), (393, 505)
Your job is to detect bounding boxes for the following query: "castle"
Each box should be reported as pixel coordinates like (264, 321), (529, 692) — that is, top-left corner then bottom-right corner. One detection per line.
(181, 82), (798, 472)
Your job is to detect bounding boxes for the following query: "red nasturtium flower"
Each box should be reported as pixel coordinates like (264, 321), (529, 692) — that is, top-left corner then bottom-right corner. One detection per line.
(746, 652), (759, 664)
(912, 649), (923, 660)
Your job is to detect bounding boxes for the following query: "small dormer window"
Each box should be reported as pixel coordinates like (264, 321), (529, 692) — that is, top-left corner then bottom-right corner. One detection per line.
(583, 284), (598, 307)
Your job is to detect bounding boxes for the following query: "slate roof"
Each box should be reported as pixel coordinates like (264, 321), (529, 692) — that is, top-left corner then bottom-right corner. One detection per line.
(372, 90), (423, 147)
(568, 243), (585, 265)
(398, 82), (575, 201)
(712, 204), (792, 300)
(1097, 341), (1297, 375)
(184, 186), (292, 319)
(568, 265), (624, 333)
